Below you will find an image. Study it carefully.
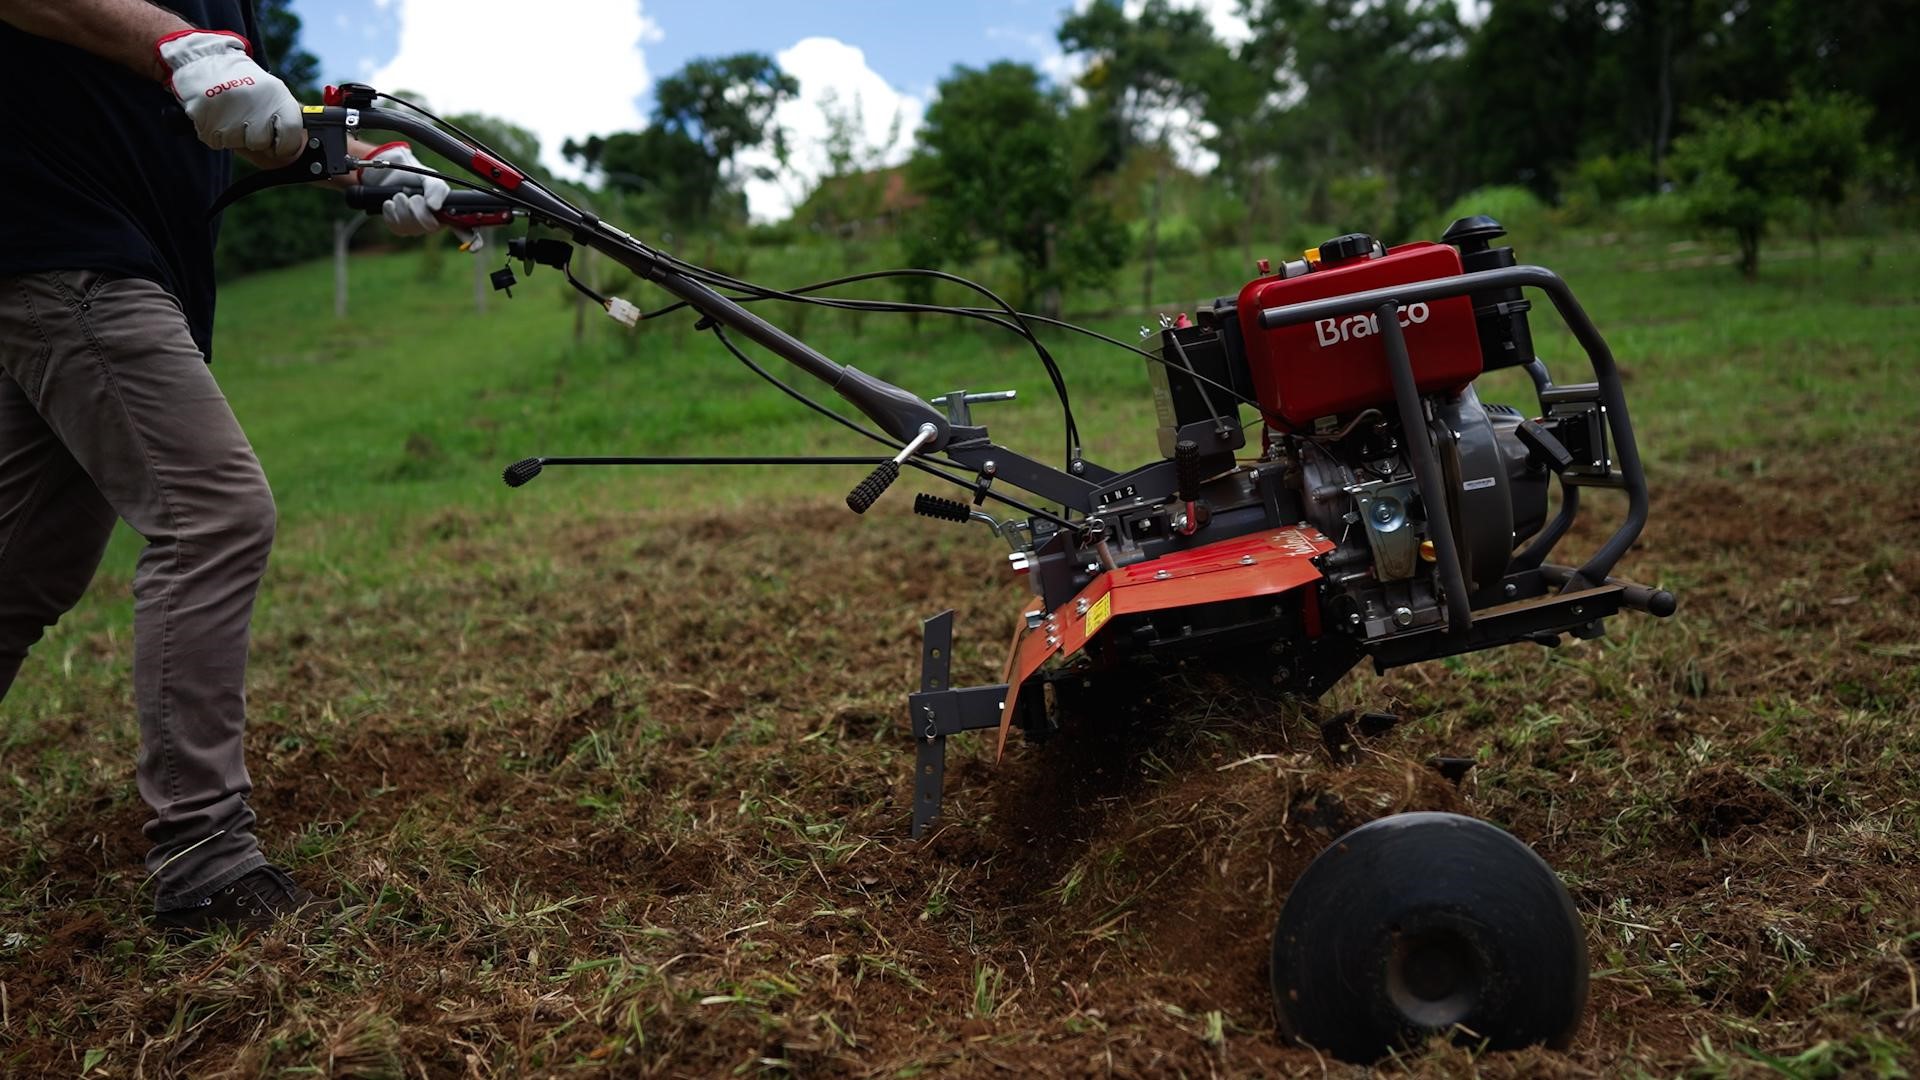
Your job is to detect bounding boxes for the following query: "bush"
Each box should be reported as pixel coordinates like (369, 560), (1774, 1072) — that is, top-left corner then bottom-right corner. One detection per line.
(1429, 185), (1554, 241)
(1668, 92), (1875, 278)
(1617, 193), (1689, 233)
(1559, 152), (1657, 224)
(1326, 174), (1392, 234)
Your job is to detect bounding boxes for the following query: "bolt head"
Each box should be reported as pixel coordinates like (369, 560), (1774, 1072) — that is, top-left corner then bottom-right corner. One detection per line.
(1392, 606), (1415, 627)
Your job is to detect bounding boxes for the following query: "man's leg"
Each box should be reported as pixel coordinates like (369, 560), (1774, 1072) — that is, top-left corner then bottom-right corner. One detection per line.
(0, 362), (118, 698)
(0, 271), (277, 910)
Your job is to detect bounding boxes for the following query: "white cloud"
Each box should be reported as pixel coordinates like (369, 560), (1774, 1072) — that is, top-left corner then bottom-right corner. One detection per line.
(371, 0), (660, 177)
(736, 37), (925, 223)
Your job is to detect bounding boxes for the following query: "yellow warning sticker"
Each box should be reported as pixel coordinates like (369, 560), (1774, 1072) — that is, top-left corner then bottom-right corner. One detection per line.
(1085, 592), (1112, 638)
(303, 105), (325, 114)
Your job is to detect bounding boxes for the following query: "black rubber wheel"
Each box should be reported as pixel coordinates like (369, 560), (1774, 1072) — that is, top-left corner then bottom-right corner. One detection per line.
(1270, 812), (1587, 1062)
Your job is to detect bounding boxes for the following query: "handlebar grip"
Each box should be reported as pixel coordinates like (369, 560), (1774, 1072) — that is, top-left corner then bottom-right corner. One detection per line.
(342, 185), (517, 214)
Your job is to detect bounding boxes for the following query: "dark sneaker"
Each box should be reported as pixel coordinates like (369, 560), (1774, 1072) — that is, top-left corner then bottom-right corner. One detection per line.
(153, 865), (318, 937)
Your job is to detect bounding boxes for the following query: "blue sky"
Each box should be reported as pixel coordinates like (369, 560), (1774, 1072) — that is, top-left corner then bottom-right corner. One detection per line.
(290, 0), (1074, 115)
(284, 0), (1246, 217)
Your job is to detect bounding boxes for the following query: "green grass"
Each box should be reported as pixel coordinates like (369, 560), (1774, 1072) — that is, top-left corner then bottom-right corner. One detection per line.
(106, 229), (1920, 535)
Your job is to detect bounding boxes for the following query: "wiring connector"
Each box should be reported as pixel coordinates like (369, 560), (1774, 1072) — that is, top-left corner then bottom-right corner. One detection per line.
(605, 297), (640, 328)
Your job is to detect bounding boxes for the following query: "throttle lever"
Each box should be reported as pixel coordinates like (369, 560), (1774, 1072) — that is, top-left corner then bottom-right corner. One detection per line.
(846, 423), (939, 515)
(207, 109), (358, 219)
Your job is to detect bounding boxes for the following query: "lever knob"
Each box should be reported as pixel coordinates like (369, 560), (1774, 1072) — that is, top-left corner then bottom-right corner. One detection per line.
(1516, 420), (1575, 472)
(914, 492), (971, 524)
(846, 460), (900, 514)
(1175, 439), (1202, 503)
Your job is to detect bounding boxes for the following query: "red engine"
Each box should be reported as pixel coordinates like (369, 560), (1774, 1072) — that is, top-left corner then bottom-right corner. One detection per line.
(1235, 236), (1483, 428)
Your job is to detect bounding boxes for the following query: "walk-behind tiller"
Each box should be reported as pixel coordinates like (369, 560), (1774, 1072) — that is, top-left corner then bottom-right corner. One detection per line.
(221, 85), (1676, 1062)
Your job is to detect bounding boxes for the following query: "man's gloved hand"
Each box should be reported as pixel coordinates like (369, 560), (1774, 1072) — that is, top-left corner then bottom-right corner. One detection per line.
(360, 143), (483, 251)
(157, 31), (305, 165)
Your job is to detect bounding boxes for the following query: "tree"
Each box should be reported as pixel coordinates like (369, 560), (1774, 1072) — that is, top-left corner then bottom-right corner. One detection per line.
(564, 128), (726, 225)
(651, 53), (800, 186)
(1453, 0), (1612, 195)
(1242, 0), (1467, 234)
(909, 62), (1125, 314)
(1059, 0), (1229, 168)
(1059, 0), (1233, 308)
(258, 0), (320, 98)
(216, 0), (331, 278)
(1668, 93), (1874, 277)
(563, 53), (798, 228)
(799, 90), (904, 231)
(1193, 42), (1277, 260)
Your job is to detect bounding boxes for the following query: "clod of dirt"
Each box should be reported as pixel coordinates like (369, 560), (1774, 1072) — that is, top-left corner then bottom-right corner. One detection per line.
(1674, 764), (1796, 838)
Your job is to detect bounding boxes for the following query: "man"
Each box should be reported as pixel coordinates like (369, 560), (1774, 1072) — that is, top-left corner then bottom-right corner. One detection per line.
(0, 0), (453, 934)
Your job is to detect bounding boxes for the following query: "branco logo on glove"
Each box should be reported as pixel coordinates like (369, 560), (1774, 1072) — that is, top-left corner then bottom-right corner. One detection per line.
(205, 77), (260, 98)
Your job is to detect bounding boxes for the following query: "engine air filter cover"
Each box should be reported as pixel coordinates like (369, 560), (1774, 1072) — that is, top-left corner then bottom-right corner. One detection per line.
(1237, 241), (1483, 427)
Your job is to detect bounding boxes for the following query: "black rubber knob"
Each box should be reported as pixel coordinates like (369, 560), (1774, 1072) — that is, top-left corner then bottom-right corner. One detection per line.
(1441, 214), (1507, 252)
(913, 492), (971, 524)
(1175, 439), (1201, 503)
(502, 458), (543, 487)
(1318, 232), (1375, 266)
(846, 460), (900, 514)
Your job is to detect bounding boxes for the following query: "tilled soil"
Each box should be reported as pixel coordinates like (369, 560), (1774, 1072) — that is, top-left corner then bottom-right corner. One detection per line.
(3, 445), (1917, 1077)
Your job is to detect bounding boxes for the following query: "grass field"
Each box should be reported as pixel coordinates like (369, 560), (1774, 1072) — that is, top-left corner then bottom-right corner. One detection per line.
(4, 222), (1919, 1077)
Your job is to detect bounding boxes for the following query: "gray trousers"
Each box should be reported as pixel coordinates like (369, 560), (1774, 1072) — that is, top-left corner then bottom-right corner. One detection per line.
(0, 270), (273, 910)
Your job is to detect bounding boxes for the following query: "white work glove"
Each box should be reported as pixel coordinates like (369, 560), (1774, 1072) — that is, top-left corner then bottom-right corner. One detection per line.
(158, 31), (305, 162)
(359, 143), (483, 251)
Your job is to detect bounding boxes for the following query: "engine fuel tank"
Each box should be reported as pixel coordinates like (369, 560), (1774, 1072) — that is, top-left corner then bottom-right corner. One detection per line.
(1236, 240), (1484, 427)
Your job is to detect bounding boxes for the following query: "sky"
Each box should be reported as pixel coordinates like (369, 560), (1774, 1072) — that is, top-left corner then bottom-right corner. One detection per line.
(288, 0), (1251, 220)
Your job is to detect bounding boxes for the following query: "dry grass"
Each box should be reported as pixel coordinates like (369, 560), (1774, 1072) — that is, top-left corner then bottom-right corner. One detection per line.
(4, 438), (1918, 1078)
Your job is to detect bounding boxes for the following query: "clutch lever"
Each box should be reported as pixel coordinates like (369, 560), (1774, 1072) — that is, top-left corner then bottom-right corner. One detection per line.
(202, 107), (361, 219)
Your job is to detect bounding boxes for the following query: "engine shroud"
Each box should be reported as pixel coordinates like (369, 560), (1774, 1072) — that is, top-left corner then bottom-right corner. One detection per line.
(1236, 241), (1484, 427)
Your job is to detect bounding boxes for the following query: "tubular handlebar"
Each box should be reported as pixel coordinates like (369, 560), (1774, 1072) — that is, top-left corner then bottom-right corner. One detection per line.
(220, 99), (956, 455)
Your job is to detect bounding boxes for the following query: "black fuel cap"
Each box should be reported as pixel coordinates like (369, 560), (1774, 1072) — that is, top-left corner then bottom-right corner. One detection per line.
(1318, 232), (1375, 266)
(1441, 214), (1507, 253)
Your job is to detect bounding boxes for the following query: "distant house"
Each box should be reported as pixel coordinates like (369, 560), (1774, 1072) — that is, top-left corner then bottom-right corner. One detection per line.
(794, 166), (924, 236)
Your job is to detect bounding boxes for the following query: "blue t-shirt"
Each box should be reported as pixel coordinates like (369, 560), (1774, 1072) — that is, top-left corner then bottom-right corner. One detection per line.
(0, 2), (262, 360)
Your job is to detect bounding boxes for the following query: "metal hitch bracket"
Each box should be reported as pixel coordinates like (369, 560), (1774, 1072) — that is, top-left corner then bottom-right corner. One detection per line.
(904, 611), (1009, 839)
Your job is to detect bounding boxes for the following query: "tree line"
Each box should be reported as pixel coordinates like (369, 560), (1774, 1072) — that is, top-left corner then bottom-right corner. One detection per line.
(221, 0), (1913, 289)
